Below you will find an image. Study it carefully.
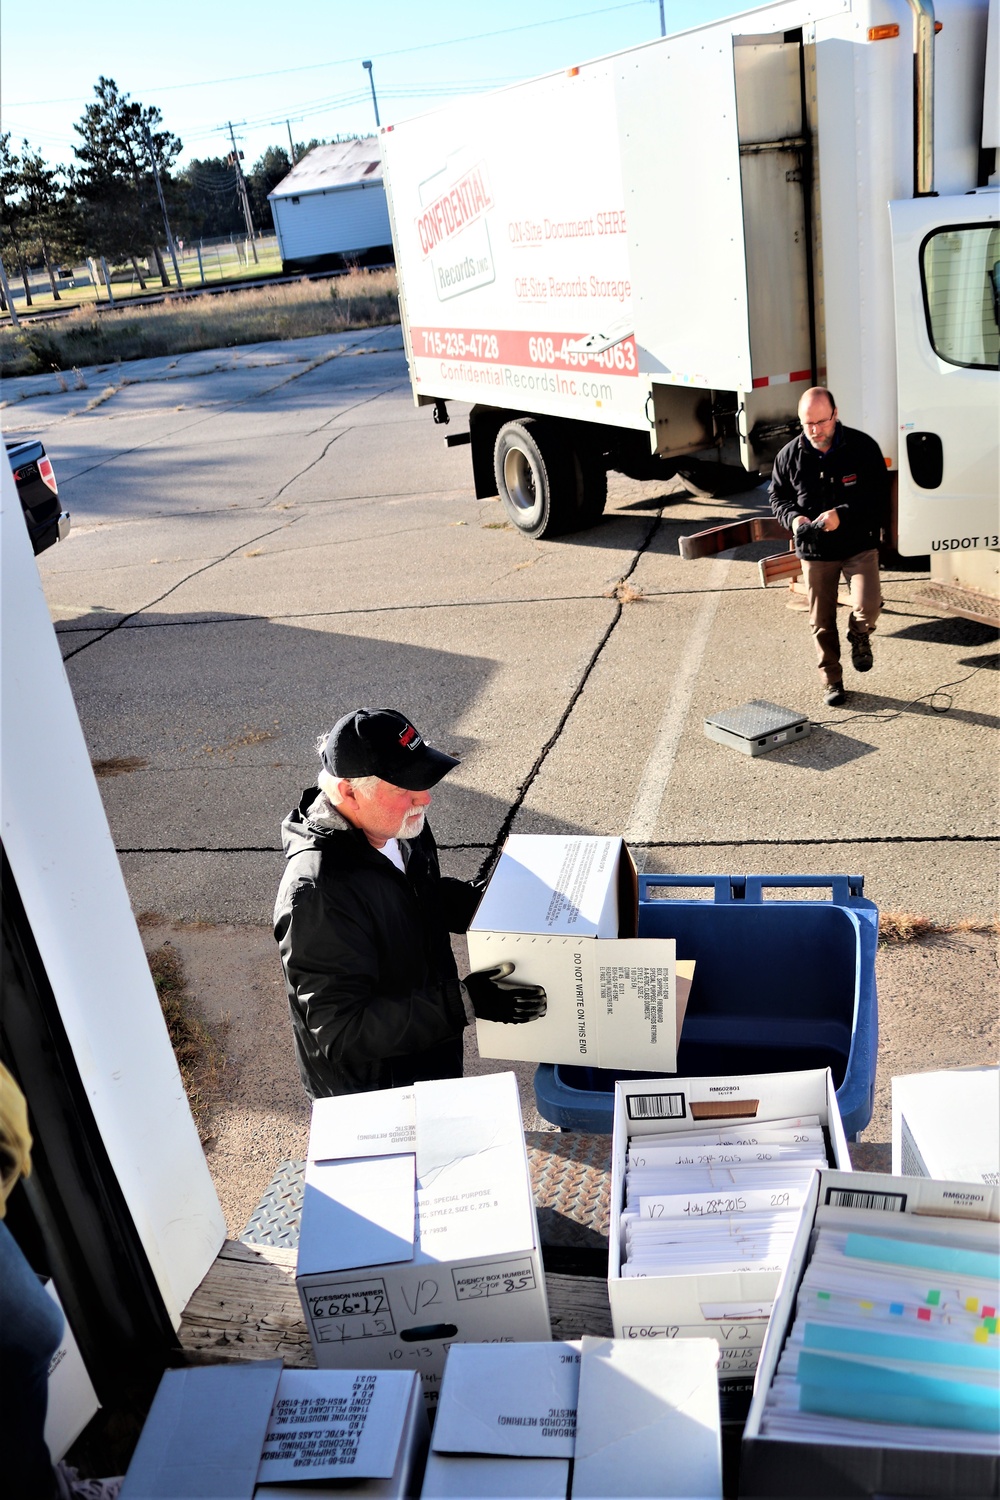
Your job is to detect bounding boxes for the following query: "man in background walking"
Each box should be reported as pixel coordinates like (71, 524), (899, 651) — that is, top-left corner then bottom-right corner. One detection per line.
(769, 386), (889, 706)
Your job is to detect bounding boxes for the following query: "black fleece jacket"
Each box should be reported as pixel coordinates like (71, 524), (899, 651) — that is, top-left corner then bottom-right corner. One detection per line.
(274, 790), (478, 1098)
(769, 423), (889, 561)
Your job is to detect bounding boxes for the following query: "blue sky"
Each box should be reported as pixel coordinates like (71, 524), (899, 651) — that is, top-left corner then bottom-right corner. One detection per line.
(1, 0), (760, 174)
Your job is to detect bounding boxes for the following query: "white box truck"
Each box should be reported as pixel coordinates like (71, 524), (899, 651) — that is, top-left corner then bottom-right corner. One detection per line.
(380, 0), (998, 616)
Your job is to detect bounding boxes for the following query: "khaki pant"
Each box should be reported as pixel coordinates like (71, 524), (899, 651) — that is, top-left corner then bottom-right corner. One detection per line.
(800, 548), (881, 686)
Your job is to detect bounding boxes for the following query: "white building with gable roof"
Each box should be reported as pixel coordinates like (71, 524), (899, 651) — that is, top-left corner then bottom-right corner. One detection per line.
(269, 139), (393, 274)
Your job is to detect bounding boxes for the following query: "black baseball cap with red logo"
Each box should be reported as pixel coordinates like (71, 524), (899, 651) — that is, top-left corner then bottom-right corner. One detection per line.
(321, 708), (460, 791)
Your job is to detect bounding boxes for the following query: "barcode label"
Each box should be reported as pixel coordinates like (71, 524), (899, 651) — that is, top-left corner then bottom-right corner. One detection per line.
(825, 1187), (907, 1212)
(627, 1092), (686, 1121)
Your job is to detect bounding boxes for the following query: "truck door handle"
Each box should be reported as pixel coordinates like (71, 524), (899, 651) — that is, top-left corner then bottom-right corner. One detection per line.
(905, 431), (943, 489)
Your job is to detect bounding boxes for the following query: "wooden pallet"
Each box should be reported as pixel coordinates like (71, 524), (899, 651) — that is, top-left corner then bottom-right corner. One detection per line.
(178, 1238), (613, 1367)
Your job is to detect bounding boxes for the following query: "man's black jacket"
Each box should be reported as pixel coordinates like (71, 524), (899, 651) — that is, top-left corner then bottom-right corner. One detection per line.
(274, 790), (477, 1098)
(769, 423), (889, 561)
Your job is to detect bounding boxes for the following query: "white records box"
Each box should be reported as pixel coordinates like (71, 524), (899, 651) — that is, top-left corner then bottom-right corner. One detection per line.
(468, 835), (685, 1071)
(296, 1072), (550, 1413)
(607, 1069), (851, 1383)
(740, 1168), (1000, 1499)
(892, 1066), (999, 1186)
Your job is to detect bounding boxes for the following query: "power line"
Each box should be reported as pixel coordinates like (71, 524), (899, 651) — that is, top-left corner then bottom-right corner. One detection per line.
(4, 1), (649, 106)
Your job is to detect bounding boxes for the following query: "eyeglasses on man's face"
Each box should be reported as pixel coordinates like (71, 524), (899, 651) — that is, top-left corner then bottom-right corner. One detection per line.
(801, 412), (836, 431)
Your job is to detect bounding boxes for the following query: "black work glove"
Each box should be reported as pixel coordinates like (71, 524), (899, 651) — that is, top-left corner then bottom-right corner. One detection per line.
(464, 962), (547, 1024)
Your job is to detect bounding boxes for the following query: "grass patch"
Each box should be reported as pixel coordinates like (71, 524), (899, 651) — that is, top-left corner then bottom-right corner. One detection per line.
(1, 268), (400, 377)
(148, 943), (228, 1140)
(879, 911), (1000, 944)
(604, 578), (645, 603)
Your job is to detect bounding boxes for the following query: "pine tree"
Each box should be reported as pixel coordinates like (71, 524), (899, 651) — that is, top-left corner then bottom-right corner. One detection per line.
(18, 144), (74, 300)
(0, 134), (33, 304)
(73, 76), (181, 286)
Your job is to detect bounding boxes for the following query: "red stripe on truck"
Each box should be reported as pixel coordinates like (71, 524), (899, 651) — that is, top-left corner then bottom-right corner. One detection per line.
(751, 370), (813, 388)
(410, 326), (639, 377)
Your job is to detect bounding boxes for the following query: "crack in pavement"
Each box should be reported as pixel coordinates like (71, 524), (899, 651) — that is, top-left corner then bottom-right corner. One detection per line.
(471, 505), (663, 884)
(112, 833), (1000, 854)
(56, 349), (403, 483)
(49, 587), (667, 634)
(108, 508), (664, 867)
(270, 429), (348, 503)
(60, 513), (304, 662)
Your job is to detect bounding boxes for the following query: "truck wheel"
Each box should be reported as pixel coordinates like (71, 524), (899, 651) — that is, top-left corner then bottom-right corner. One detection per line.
(493, 419), (606, 538)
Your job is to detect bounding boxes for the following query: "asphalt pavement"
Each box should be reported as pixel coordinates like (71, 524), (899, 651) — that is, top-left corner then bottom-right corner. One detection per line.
(10, 326), (998, 927)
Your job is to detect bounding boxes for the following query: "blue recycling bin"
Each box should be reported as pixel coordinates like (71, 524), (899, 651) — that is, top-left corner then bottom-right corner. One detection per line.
(533, 874), (878, 1139)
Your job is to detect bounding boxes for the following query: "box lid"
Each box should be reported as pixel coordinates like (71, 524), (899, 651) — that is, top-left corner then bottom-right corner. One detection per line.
(120, 1364), (282, 1499)
(299, 1155), (416, 1275)
(309, 1088), (416, 1162)
(572, 1337), (722, 1499)
(298, 1075), (537, 1277)
(471, 835), (631, 938)
(893, 1067), (1000, 1184)
(413, 1073), (536, 1263)
(431, 1343), (579, 1458)
(120, 1365), (421, 1497)
(256, 1369), (415, 1484)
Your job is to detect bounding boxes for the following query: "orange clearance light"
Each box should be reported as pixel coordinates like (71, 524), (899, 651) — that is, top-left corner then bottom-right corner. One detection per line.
(885, 456), (892, 468)
(934, 20), (943, 30)
(566, 66), (580, 76)
(868, 23), (900, 39)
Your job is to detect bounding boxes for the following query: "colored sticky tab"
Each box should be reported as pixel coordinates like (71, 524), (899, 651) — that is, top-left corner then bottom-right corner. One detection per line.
(858, 1301), (874, 1311)
(802, 1321), (1000, 1370)
(984, 1306), (997, 1319)
(965, 1298), (979, 1313)
(917, 1308), (931, 1322)
(889, 1303), (904, 1316)
(985, 1317), (998, 1334)
(843, 1233), (1000, 1282)
(816, 1290), (831, 1300)
(974, 1329), (989, 1345)
(926, 1289), (941, 1306)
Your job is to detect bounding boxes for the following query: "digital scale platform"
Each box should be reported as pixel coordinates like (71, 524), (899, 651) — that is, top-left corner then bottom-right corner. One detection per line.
(704, 699), (810, 756)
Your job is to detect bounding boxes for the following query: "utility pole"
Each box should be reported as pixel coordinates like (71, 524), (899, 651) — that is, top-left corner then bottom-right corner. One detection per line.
(658, 0), (665, 35)
(362, 60), (381, 128)
(285, 120), (298, 165)
(226, 120), (259, 264)
(143, 124), (183, 287)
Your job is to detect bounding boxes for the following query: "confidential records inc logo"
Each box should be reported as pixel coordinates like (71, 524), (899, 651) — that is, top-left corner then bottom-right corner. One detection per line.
(416, 161), (495, 258)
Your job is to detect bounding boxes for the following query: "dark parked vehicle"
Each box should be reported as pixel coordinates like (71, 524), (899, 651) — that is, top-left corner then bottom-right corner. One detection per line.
(6, 439), (70, 554)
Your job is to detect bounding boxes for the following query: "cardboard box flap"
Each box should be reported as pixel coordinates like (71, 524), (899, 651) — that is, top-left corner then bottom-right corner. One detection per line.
(421, 1452), (570, 1498)
(431, 1344), (579, 1458)
(256, 1369), (414, 1484)
(471, 836), (623, 938)
(120, 1364), (281, 1499)
(309, 1088), (416, 1162)
(299, 1155), (416, 1275)
(414, 1075), (537, 1261)
(572, 1337), (721, 1499)
(470, 935), (679, 1072)
(617, 844), (638, 938)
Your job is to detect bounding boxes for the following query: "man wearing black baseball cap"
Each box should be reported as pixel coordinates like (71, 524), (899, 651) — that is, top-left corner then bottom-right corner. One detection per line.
(274, 708), (545, 1098)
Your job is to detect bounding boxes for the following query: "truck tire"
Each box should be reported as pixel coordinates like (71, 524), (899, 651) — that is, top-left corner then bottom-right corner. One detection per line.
(493, 419), (607, 538)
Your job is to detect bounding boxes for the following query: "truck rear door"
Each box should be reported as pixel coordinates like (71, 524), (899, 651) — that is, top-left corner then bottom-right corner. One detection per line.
(889, 191), (999, 556)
